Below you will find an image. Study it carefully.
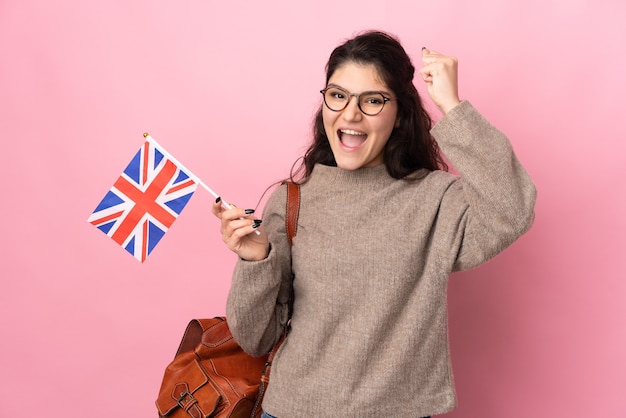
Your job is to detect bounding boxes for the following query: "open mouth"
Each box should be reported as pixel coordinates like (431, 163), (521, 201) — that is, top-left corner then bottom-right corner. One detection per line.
(339, 129), (367, 149)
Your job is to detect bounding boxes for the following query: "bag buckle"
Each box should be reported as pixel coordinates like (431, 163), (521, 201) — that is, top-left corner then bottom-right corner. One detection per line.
(174, 389), (205, 418)
(176, 390), (196, 409)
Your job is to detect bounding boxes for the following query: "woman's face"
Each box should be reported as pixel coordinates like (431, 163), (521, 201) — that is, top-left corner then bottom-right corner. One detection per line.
(323, 61), (398, 170)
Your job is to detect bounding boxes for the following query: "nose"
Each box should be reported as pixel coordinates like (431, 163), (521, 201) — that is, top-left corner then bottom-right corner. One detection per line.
(342, 95), (363, 121)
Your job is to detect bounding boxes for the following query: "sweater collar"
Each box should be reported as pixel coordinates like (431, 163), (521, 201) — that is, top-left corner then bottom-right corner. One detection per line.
(310, 163), (394, 187)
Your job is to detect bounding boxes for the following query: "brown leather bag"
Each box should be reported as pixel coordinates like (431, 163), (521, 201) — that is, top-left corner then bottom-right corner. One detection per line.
(155, 182), (300, 418)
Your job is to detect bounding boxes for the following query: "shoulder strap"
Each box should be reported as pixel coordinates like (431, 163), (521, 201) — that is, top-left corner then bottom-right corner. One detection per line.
(285, 182), (300, 245)
(251, 182), (300, 418)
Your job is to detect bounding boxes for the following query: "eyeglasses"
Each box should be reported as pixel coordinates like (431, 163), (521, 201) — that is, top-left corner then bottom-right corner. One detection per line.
(320, 86), (396, 116)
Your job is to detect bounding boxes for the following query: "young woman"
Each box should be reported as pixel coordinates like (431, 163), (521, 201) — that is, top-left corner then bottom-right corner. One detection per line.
(212, 30), (536, 417)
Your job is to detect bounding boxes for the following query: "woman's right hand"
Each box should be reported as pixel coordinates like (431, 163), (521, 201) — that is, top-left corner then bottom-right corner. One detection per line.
(211, 198), (270, 261)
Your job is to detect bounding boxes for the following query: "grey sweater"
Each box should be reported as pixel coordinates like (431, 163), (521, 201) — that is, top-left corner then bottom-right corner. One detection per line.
(225, 101), (536, 417)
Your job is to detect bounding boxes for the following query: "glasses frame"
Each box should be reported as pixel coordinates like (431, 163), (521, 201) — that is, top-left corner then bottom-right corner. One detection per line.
(320, 86), (396, 116)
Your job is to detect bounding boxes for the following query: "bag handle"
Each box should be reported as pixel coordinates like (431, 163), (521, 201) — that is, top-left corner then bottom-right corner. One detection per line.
(175, 318), (229, 356)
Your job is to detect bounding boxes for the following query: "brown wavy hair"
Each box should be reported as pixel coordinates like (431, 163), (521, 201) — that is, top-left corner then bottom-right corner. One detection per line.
(292, 30), (447, 181)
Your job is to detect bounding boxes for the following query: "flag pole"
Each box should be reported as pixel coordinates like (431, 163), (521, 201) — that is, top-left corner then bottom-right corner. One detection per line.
(143, 133), (232, 206)
(143, 133), (260, 234)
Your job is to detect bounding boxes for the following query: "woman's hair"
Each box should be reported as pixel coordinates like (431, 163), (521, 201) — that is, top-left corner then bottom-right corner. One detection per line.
(292, 30), (447, 181)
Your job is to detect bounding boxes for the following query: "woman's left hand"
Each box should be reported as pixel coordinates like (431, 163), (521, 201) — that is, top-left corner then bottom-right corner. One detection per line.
(419, 48), (461, 115)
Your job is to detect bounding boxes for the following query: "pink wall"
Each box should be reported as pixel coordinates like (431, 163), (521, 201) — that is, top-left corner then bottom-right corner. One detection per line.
(1, 1), (624, 416)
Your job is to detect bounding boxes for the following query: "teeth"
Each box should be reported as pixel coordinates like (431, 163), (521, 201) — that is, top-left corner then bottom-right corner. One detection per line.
(340, 129), (365, 136)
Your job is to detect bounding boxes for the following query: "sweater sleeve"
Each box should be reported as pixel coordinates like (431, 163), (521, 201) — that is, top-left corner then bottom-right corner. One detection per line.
(431, 100), (537, 271)
(225, 184), (293, 356)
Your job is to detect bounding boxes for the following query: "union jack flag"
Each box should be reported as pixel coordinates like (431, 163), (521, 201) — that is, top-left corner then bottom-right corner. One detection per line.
(88, 137), (198, 262)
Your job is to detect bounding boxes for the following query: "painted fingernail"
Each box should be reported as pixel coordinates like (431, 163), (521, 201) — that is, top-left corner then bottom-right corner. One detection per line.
(215, 196), (221, 204)
(244, 209), (255, 215)
(253, 219), (263, 225)
(422, 46), (426, 50)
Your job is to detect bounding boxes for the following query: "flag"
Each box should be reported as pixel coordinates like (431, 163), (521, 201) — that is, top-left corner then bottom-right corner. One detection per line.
(88, 136), (198, 262)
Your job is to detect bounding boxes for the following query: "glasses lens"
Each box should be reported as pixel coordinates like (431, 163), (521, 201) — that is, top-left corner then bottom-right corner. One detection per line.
(323, 87), (349, 111)
(359, 92), (385, 115)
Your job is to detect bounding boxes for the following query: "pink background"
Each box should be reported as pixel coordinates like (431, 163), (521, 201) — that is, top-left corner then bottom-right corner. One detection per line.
(1, 1), (624, 416)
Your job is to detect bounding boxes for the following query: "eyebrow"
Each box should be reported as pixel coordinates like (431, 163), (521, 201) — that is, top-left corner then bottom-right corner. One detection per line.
(326, 83), (393, 97)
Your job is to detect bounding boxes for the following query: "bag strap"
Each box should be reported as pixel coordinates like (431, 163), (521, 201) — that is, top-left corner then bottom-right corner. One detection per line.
(285, 181), (300, 245)
(251, 181), (300, 418)
(176, 184), (300, 360)
(284, 181), (300, 324)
